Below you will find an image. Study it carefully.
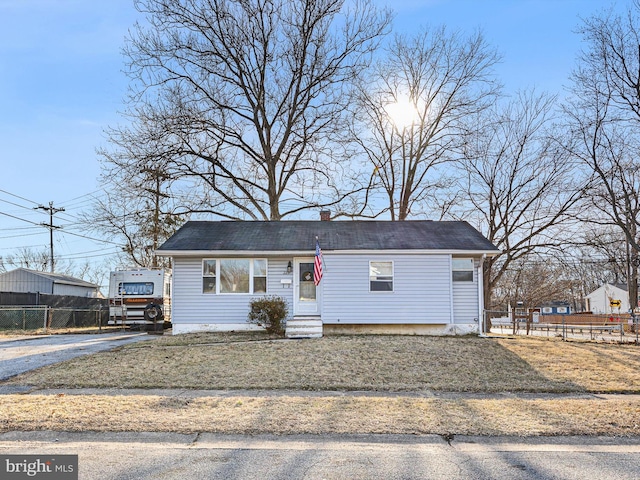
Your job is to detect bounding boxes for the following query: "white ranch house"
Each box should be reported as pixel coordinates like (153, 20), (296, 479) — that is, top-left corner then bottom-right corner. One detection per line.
(157, 220), (499, 337)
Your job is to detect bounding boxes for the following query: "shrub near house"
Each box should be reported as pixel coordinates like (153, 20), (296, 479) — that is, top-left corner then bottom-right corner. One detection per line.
(248, 296), (288, 336)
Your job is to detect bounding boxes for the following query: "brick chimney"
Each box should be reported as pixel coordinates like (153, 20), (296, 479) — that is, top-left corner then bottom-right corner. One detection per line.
(320, 210), (331, 221)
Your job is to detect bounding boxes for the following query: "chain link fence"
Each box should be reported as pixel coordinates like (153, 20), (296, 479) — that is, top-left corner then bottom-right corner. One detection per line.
(0, 306), (110, 332)
(485, 310), (640, 344)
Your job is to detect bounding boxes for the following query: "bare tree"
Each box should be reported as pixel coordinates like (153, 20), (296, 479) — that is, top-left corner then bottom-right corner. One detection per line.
(491, 255), (583, 314)
(93, 105), (195, 268)
(456, 90), (585, 328)
(0, 247), (105, 288)
(104, 0), (391, 221)
(349, 26), (500, 220)
(0, 248), (49, 273)
(576, 227), (630, 287)
(562, 2), (640, 311)
(83, 165), (183, 268)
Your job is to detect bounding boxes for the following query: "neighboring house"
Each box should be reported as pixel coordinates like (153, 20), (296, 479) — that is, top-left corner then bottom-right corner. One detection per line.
(539, 301), (571, 315)
(157, 218), (499, 337)
(584, 283), (630, 314)
(0, 268), (100, 298)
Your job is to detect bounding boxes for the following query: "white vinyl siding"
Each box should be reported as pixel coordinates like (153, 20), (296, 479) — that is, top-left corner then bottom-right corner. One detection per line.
(172, 253), (483, 329)
(173, 257), (294, 326)
(452, 257), (479, 325)
(322, 254), (452, 324)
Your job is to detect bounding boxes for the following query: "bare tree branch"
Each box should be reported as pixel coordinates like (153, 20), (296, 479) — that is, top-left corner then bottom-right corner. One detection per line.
(104, 0), (392, 221)
(350, 26), (501, 220)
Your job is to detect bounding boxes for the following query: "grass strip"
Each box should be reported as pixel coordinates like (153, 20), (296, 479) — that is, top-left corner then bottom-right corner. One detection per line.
(1, 393), (639, 437)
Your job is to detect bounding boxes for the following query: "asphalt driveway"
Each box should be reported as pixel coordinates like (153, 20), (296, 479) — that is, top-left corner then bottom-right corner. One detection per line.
(0, 333), (158, 382)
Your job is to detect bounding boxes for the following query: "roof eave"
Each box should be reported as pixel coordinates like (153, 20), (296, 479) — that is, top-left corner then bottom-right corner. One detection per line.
(53, 280), (98, 288)
(156, 249), (500, 257)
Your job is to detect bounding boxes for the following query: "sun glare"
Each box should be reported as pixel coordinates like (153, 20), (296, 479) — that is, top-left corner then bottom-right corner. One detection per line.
(385, 97), (420, 130)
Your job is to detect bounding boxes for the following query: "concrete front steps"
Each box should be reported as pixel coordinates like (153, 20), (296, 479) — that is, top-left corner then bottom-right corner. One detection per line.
(285, 316), (323, 338)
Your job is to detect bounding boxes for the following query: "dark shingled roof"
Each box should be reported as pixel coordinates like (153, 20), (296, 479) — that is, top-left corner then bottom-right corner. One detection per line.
(157, 221), (499, 253)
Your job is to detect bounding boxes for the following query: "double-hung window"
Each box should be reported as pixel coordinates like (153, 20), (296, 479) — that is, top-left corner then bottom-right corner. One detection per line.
(203, 260), (217, 294)
(252, 259), (267, 293)
(202, 259), (268, 294)
(452, 258), (474, 282)
(370, 261), (393, 292)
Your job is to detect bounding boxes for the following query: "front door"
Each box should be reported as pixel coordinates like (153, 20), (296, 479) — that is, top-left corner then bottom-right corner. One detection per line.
(293, 258), (320, 315)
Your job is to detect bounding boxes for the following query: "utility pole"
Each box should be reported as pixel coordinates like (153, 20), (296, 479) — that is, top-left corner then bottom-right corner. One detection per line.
(140, 166), (169, 268)
(35, 201), (65, 273)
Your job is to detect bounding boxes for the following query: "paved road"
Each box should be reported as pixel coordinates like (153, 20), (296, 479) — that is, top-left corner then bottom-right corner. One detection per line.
(0, 333), (157, 381)
(1, 432), (639, 479)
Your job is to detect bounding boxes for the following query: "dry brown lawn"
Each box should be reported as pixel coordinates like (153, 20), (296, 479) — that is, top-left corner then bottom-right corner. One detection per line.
(6, 333), (640, 393)
(2, 333), (640, 436)
(2, 393), (639, 436)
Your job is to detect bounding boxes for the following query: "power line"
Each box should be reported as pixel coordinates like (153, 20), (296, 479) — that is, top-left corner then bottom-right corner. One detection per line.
(60, 189), (106, 206)
(59, 249), (123, 261)
(0, 189), (38, 206)
(0, 231), (46, 241)
(0, 210), (41, 226)
(57, 228), (123, 246)
(59, 190), (107, 211)
(0, 243), (48, 251)
(0, 197), (39, 213)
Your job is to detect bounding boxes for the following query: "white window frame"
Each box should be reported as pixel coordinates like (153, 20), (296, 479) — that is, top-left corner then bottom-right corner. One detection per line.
(452, 258), (474, 282)
(252, 259), (268, 294)
(369, 260), (394, 292)
(202, 259), (217, 294)
(202, 259), (268, 294)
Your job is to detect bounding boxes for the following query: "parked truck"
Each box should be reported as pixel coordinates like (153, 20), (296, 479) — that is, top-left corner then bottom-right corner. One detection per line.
(108, 268), (171, 330)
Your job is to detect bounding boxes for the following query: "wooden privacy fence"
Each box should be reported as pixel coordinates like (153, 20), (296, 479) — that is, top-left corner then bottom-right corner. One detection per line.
(540, 313), (632, 326)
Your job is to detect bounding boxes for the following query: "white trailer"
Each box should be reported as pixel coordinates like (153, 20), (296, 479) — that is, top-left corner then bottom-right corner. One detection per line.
(108, 269), (171, 329)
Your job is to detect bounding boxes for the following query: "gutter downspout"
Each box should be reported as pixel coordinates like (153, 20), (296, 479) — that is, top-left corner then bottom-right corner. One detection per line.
(478, 254), (486, 337)
(449, 256), (455, 331)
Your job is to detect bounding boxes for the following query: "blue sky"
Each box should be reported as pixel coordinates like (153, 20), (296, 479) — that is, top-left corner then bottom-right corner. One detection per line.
(0, 0), (628, 279)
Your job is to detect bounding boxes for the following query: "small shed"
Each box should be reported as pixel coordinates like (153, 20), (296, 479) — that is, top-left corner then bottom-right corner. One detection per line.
(0, 268), (100, 298)
(584, 283), (629, 314)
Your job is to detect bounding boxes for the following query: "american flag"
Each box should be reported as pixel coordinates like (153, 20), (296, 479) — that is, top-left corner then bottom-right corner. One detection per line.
(313, 239), (323, 286)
